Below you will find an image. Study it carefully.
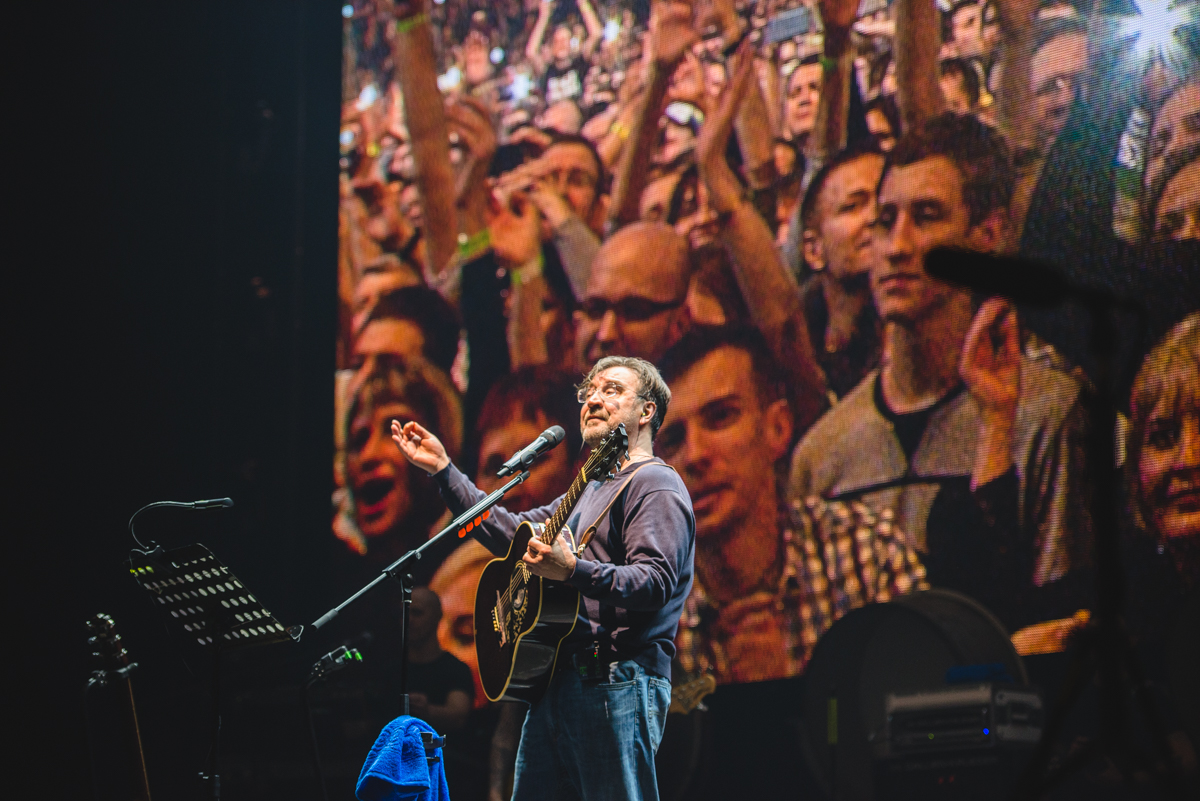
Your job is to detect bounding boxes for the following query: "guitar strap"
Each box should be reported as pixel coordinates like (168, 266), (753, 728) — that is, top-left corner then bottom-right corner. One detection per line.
(570, 461), (674, 556)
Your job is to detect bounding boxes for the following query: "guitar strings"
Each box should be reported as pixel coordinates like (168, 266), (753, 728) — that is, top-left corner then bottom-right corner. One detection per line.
(494, 440), (614, 618)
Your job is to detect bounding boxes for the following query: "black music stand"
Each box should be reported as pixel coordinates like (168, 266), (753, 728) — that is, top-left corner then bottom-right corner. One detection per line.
(130, 543), (296, 799)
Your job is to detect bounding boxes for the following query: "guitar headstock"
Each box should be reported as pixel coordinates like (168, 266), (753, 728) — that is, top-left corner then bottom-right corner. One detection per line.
(87, 613), (132, 671)
(669, 673), (717, 715)
(582, 423), (628, 483)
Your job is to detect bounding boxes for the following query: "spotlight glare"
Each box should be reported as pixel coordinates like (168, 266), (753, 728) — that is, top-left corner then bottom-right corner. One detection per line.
(510, 73), (532, 101)
(437, 66), (462, 92)
(1121, 0), (1197, 63)
(490, 47), (505, 65)
(604, 19), (620, 42)
(341, 4), (353, 19)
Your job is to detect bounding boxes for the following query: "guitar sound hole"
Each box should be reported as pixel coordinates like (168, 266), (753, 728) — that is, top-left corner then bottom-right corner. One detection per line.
(514, 588), (526, 610)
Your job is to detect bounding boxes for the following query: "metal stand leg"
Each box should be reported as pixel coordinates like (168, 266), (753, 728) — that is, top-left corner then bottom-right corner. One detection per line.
(399, 573), (412, 717)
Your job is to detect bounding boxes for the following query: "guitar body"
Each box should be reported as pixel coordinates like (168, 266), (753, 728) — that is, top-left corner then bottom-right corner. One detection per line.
(475, 520), (580, 703)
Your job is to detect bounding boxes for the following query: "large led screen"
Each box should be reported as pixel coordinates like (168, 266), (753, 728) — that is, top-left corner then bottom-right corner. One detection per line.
(333, 1), (1197, 798)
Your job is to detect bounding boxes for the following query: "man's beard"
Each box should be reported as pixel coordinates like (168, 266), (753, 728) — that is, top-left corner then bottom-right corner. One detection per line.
(582, 413), (623, 449)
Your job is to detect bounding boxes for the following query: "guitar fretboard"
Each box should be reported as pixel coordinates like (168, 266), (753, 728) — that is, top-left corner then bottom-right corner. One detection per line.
(539, 470), (589, 545)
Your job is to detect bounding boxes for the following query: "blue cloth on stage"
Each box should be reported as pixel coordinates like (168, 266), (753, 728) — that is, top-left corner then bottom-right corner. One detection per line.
(356, 715), (450, 801)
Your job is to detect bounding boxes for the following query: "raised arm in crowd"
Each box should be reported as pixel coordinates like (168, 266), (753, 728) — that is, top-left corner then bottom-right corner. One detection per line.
(389, 0), (459, 281)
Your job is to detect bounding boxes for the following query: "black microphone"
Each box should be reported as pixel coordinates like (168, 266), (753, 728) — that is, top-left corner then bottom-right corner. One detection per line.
(924, 247), (1068, 307)
(497, 426), (566, 477)
(192, 497), (235, 509)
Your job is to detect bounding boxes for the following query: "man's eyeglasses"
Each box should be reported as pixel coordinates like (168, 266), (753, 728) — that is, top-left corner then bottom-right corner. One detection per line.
(577, 380), (633, 404)
(545, 167), (598, 190)
(578, 296), (685, 323)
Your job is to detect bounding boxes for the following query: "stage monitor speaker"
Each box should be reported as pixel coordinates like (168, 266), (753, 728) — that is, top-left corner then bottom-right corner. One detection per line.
(800, 589), (1028, 801)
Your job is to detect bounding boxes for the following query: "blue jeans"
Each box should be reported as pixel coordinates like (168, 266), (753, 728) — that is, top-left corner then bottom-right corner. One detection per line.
(511, 660), (672, 801)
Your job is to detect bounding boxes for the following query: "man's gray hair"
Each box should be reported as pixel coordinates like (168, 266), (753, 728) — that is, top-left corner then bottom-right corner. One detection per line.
(579, 356), (671, 440)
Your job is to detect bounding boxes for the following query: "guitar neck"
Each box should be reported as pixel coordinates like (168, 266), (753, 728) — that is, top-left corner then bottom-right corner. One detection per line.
(539, 470), (590, 545)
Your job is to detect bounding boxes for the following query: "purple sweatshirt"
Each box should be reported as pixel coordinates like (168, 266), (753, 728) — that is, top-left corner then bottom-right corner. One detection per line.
(433, 458), (695, 679)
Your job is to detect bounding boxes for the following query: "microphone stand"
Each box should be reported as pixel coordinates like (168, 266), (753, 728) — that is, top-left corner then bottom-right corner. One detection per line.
(926, 249), (1184, 796)
(1014, 289), (1184, 799)
(304, 469), (531, 716)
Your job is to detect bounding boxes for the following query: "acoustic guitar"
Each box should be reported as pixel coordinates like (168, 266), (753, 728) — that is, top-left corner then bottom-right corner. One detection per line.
(474, 424), (628, 703)
(86, 613), (153, 801)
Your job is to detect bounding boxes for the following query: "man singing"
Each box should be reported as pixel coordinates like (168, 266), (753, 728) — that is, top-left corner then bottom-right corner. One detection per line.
(391, 356), (695, 801)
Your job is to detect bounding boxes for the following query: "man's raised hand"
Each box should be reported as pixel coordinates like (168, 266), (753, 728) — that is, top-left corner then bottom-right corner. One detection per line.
(696, 40), (754, 215)
(961, 298), (1021, 489)
(819, 0), (861, 34)
(960, 297), (1021, 421)
(391, 420), (451, 475)
(649, 1), (698, 69)
(489, 194), (542, 265)
(445, 96), (497, 210)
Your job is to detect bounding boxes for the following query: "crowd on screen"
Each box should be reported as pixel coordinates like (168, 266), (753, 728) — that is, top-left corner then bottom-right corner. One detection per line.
(332, 0), (1198, 797)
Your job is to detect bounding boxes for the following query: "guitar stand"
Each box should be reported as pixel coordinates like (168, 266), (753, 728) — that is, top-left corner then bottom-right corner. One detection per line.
(303, 646), (363, 801)
(129, 543), (296, 800)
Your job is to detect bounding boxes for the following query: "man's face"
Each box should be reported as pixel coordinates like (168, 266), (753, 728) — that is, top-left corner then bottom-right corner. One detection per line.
(1030, 32), (1088, 148)
(351, 318), (426, 375)
(391, 142), (416, 182)
(574, 228), (689, 365)
(656, 120), (696, 166)
(476, 412), (574, 512)
(640, 171), (682, 222)
(464, 33), (493, 85)
(940, 71), (973, 115)
(1151, 159), (1200, 242)
(786, 62), (822, 139)
(1139, 399), (1200, 542)
(399, 182), (422, 228)
(871, 156), (977, 324)
(672, 176), (720, 250)
(540, 143), (599, 220)
(866, 108), (896, 152)
(539, 101), (583, 135)
(657, 348), (791, 539)
(811, 154), (885, 282)
(551, 26), (572, 62)
(1146, 82), (1200, 196)
(668, 55), (703, 104)
(352, 272), (422, 334)
(951, 4), (984, 58)
(578, 366), (650, 448)
(346, 401), (421, 539)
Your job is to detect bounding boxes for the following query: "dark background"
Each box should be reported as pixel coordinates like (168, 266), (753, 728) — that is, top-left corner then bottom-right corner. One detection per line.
(10, 1), (355, 797)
